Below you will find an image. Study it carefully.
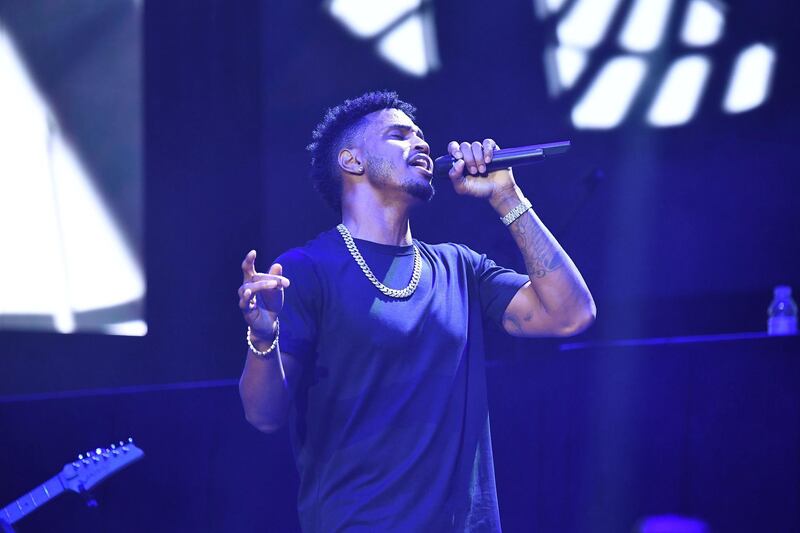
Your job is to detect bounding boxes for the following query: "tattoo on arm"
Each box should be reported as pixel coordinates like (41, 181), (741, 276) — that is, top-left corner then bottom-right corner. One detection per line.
(509, 212), (565, 279)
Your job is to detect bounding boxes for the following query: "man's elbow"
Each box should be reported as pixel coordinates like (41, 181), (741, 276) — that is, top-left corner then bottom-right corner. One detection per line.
(505, 306), (596, 338)
(554, 302), (596, 337)
(240, 388), (287, 433)
(244, 410), (286, 434)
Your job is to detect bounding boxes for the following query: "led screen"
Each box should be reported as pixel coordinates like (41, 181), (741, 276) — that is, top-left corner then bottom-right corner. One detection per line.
(0, 1), (144, 335)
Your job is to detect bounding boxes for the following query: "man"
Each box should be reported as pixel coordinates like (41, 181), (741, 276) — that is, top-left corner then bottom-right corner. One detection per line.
(237, 91), (595, 531)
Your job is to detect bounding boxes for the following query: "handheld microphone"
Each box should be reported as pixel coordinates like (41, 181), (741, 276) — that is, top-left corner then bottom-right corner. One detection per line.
(433, 140), (571, 179)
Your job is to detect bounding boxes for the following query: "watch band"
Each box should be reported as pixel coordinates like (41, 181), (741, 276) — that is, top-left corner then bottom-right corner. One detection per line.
(501, 198), (532, 226)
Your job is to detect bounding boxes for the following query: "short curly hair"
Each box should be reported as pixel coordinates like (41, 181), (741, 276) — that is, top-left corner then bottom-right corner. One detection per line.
(307, 90), (417, 213)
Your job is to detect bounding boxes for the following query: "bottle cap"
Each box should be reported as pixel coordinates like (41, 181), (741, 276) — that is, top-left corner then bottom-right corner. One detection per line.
(774, 285), (792, 297)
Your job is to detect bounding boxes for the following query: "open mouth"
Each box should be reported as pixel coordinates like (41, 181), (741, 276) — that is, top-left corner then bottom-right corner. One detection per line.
(408, 154), (433, 177)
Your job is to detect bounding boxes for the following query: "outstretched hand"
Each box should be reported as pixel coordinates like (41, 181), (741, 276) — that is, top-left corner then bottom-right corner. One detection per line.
(238, 250), (291, 337)
(446, 138), (518, 202)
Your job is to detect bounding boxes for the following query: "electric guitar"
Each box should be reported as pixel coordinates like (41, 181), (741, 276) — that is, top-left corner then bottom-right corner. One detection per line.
(1, 439), (144, 525)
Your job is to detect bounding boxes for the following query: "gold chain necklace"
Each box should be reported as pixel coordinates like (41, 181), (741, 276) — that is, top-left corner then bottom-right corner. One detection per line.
(336, 223), (422, 299)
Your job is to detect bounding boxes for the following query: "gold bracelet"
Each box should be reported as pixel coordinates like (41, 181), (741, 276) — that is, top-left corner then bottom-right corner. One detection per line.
(247, 319), (279, 357)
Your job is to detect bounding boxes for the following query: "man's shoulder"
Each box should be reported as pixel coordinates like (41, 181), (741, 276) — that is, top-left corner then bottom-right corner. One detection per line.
(275, 227), (340, 269)
(417, 240), (482, 264)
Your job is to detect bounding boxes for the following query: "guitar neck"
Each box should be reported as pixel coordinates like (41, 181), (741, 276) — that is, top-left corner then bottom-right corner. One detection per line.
(2, 474), (65, 525)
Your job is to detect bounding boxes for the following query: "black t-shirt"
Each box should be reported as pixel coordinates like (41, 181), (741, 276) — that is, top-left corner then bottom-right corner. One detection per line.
(276, 228), (528, 532)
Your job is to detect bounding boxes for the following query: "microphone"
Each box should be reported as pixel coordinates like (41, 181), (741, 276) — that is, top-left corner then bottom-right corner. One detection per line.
(433, 140), (571, 179)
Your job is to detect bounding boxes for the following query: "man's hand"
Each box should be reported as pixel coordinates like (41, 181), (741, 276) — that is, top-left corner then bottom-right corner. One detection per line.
(447, 139), (519, 204)
(238, 250), (291, 339)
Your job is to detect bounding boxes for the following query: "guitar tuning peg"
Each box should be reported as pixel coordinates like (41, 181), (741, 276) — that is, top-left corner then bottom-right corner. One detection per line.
(95, 448), (102, 455)
(110, 444), (116, 450)
(128, 437), (134, 443)
(78, 454), (84, 460)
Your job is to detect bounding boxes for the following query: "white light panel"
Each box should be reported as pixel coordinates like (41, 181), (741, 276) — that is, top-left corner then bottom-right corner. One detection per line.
(681, 0), (725, 47)
(571, 56), (647, 129)
(647, 55), (711, 126)
(557, 0), (624, 49)
(534, 0), (569, 18)
(554, 45), (588, 90)
(0, 27), (144, 335)
(328, 0), (420, 38)
(723, 43), (775, 113)
(377, 13), (430, 77)
(619, 0), (675, 52)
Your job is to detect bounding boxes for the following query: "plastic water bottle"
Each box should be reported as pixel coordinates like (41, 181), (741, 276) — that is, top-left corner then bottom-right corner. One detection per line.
(767, 285), (798, 336)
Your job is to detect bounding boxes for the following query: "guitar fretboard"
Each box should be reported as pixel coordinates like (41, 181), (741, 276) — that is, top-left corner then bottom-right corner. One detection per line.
(2, 475), (64, 525)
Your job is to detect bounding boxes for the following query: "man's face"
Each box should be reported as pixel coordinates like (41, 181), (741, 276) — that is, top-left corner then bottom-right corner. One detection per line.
(358, 108), (434, 204)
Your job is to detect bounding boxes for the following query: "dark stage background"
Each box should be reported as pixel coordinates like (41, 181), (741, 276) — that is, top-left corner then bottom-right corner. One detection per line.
(1, 0), (799, 531)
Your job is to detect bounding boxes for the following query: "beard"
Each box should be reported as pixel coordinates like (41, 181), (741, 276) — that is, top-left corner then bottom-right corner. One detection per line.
(365, 155), (435, 203)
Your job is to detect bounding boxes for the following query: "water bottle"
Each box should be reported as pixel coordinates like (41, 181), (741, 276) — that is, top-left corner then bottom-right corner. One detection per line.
(767, 285), (798, 336)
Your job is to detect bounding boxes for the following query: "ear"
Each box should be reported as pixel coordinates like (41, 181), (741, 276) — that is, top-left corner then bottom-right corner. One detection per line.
(338, 148), (364, 175)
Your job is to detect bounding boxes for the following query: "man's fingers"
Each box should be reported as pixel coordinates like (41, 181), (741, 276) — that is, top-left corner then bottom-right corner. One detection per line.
(460, 142), (477, 174)
(482, 138), (497, 164)
(448, 159), (469, 194)
(471, 141), (485, 173)
(268, 263), (283, 277)
(238, 273), (291, 308)
(238, 281), (284, 309)
(448, 158), (465, 179)
(448, 141), (466, 181)
(238, 287), (250, 310)
(243, 278), (290, 293)
(452, 140), (498, 174)
(241, 249), (257, 282)
(447, 140), (462, 158)
(249, 273), (291, 286)
(238, 288), (252, 310)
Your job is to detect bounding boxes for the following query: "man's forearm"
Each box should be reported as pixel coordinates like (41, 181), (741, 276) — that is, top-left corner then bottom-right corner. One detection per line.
(239, 335), (297, 433)
(491, 186), (595, 327)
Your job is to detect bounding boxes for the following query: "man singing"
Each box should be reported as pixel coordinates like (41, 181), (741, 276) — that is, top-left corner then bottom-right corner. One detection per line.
(237, 91), (595, 532)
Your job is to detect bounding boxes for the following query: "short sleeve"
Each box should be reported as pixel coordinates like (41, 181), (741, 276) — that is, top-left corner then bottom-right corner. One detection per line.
(273, 248), (322, 365)
(463, 246), (529, 327)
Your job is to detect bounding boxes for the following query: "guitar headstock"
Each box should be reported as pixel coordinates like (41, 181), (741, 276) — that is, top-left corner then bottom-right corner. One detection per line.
(59, 438), (144, 493)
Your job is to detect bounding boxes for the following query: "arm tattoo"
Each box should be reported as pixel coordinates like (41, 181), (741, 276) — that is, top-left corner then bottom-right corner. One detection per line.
(509, 211), (565, 279)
